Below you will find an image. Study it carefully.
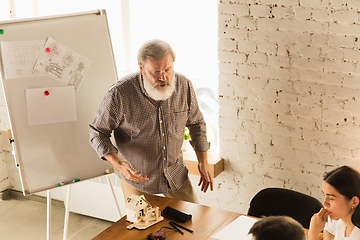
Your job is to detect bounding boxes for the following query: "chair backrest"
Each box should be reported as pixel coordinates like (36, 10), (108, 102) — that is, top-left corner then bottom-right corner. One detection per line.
(247, 187), (323, 229)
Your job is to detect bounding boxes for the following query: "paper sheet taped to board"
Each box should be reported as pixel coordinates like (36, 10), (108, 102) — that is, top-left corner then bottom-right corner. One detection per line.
(34, 37), (91, 91)
(0, 40), (46, 79)
(25, 86), (77, 125)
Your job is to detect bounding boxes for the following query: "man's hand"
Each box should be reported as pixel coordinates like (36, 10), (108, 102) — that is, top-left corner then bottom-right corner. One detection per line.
(103, 153), (149, 182)
(118, 161), (149, 182)
(195, 151), (213, 193)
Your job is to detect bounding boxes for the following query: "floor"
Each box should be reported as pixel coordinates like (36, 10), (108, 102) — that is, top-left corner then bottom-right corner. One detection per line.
(0, 196), (113, 240)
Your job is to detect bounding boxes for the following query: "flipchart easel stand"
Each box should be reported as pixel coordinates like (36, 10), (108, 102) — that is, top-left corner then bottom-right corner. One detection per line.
(8, 129), (121, 240)
(46, 174), (121, 240)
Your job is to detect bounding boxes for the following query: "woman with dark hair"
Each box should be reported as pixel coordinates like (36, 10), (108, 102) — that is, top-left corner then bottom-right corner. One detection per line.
(308, 165), (360, 240)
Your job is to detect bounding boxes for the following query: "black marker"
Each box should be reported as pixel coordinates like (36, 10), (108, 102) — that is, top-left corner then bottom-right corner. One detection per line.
(169, 221), (183, 234)
(170, 221), (193, 233)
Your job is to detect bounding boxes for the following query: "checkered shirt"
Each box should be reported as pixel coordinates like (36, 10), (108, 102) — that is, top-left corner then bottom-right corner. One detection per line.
(89, 72), (210, 194)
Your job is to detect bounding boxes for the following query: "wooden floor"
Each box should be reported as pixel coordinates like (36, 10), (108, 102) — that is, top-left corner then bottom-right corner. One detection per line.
(0, 197), (113, 240)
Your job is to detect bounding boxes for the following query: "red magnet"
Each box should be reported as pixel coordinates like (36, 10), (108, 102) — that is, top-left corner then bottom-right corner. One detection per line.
(45, 47), (51, 53)
(44, 90), (50, 96)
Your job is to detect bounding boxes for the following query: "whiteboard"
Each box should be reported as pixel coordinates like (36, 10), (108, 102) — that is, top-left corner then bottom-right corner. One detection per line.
(0, 10), (117, 195)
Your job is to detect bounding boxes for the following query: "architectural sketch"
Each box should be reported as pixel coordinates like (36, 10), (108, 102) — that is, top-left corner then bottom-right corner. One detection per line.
(34, 37), (91, 91)
(0, 40), (46, 79)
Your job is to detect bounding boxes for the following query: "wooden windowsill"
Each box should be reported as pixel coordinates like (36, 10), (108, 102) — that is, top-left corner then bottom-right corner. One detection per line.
(183, 147), (224, 178)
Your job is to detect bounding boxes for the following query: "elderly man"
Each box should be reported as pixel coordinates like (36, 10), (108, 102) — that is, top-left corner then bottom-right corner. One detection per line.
(89, 39), (213, 203)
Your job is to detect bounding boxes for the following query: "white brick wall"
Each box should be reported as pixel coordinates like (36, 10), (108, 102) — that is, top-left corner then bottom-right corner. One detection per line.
(0, 87), (14, 192)
(0, 131), (10, 191)
(211, 0), (360, 214)
(0, 0), (19, 191)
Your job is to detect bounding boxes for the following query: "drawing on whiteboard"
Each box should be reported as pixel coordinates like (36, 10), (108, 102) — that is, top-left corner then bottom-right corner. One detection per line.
(34, 37), (91, 91)
(0, 40), (46, 79)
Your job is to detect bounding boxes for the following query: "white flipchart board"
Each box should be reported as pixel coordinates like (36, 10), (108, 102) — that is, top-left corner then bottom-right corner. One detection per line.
(0, 10), (117, 195)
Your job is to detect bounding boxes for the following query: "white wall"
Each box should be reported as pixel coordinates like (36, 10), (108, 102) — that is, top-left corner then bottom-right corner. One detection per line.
(198, 0), (360, 214)
(0, 133), (11, 192)
(0, 86), (12, 192)
(0, 0), (12, 193)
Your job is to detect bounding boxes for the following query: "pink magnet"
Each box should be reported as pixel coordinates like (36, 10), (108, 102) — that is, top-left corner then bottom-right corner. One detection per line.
(44, 90), (50, 96)
(45, 47), (51, 53)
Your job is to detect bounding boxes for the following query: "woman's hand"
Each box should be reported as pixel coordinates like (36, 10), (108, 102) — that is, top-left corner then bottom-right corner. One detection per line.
(308, 208), (329, 240)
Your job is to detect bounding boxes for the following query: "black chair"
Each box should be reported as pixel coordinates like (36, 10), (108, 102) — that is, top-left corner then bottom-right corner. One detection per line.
(247, 187), (323, 229)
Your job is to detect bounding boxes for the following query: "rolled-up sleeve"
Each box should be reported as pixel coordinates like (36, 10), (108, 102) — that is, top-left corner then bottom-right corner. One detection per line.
(186, 81), (210, 152)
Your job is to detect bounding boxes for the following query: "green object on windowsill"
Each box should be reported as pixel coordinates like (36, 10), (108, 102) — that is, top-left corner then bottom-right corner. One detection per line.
(184, 127), (190, 140)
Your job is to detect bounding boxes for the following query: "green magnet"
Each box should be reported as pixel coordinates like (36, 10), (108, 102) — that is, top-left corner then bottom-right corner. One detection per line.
(0, 29), (4, 35)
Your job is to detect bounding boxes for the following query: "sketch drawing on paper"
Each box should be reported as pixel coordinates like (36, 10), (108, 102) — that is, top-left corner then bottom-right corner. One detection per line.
(34, 37), (91, 91)
(0, 40), (46, 79)
(46, 63), (65, 79)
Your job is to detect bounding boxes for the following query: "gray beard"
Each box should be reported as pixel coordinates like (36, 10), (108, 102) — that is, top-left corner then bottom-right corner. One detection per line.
(143, 73), (176, 101)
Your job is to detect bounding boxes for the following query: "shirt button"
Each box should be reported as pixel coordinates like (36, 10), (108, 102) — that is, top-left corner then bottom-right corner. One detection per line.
(163, 158), (166, 161)
(163, 146), (166, 150)
(162, 133), (165, 136)
(160, 120), (163, 123)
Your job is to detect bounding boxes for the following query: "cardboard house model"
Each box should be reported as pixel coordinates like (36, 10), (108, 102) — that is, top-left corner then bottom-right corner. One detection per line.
(126, 194), (164, 230)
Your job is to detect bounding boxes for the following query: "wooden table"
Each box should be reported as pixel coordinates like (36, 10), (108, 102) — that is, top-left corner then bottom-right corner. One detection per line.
(92, 195), (241, 240)
(92, 195), (322, 240)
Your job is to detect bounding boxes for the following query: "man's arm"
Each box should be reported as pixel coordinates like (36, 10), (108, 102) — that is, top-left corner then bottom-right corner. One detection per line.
(183, 77), (213, 192)
(103, 152), (149, 182)
(195, 151), (213, 193)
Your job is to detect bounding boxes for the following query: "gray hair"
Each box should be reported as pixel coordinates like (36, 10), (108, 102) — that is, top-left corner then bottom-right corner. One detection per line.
(137, 39), (176, 66)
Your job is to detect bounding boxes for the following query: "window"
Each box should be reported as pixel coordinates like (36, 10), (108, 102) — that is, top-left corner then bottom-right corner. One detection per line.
(0, 0), (218, 146)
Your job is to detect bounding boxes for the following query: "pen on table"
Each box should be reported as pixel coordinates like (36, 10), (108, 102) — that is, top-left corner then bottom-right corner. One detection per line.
(169, 221), (183, 234)
(170, 221), (193, 233)
(57, 178), (80, 186)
